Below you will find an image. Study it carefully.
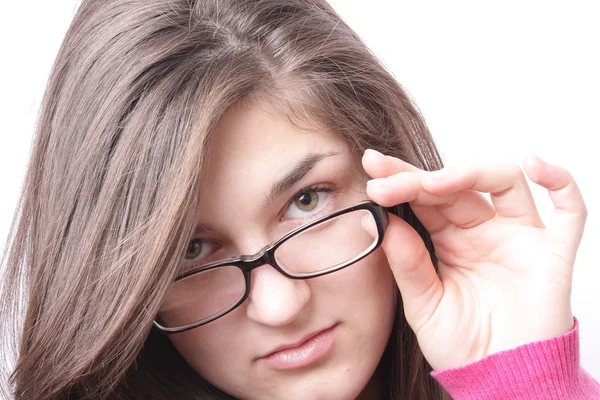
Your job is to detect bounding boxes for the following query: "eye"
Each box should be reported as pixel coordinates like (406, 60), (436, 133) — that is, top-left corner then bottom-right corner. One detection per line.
(284, 186), (335, 220)
(294, 192), (319, 212)
(184, 238), (219, 263)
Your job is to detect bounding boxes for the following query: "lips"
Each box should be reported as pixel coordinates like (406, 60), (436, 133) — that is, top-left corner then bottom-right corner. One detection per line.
(257, 324), (337, 370)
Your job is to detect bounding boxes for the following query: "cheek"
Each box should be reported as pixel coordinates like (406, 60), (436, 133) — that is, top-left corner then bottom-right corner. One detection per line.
(167, 314), (247, 383)
(324, 247), (396, 305)
(354, 248), (397, 321)
(316, 248), (397, 380)
(311, 247), (397, 340)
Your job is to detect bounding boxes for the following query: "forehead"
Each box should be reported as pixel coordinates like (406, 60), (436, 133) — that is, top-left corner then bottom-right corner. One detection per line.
(208, 99), (344, 161)
(201, 98), (351, 197)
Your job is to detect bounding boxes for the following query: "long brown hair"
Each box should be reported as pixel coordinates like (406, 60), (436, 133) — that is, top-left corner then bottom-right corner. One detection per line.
(0, 0), (448, 398)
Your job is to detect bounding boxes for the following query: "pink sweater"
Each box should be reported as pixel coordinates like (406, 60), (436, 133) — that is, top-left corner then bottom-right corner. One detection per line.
(431, 318), (600, 399)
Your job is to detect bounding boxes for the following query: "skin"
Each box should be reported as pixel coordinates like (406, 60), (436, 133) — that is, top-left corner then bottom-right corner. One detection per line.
(162, 95), (587, 398)
(362, 149), (587, 371)
(163, 97), (398, 400)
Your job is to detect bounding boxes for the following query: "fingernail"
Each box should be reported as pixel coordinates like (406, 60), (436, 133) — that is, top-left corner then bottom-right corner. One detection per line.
(530, 155), (546, 165)
(365, 148), (384, 159)
(426, 168), (448, 181)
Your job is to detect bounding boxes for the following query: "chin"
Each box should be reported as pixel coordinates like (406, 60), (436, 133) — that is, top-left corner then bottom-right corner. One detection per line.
(226, 351), (383, 400)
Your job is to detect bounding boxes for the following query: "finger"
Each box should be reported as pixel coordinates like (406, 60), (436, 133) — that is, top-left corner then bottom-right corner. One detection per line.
(362, 212), (443, 326)
(363, 150), (497, 232)
(362, 149), (419, 179)
(365, 172), (453, 231)
(363, 149), (465, 230)
(366, 171), (455, 207)
(420, 162), (544, 226)
(412, 190), (497, 233)
(366, 172), (496, 233)
(524, 156), (587, 253)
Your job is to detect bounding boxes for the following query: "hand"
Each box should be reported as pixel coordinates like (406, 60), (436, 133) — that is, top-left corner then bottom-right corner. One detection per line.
(361, 149), (587, 371)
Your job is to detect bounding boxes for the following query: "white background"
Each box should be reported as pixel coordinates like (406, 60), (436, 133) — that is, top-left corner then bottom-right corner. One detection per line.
(1, 1), (598, 378)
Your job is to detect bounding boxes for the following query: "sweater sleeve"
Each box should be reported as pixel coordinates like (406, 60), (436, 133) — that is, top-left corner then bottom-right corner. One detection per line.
(430, 318), (600, 399)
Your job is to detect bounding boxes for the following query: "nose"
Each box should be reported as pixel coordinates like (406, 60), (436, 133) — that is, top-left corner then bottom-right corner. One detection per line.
(245, 264), (311, 327)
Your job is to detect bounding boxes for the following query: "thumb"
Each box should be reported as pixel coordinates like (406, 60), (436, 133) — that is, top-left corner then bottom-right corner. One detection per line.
(363, 212), (443, 328)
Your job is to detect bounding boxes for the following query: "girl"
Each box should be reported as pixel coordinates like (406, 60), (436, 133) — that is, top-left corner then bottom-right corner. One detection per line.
(1, 0), (598, 399)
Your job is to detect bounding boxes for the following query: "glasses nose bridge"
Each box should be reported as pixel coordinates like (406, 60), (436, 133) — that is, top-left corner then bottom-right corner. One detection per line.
(240, 244), (279, 273)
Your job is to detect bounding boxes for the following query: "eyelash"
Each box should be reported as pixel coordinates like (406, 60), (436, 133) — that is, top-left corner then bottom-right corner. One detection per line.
(282, 184), (337, 217)
(290, 184), (335, 201)
(182, 184), (339, 270)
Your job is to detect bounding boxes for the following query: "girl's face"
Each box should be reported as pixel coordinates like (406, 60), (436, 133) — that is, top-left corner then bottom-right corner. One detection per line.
(163, 98), (397, 400)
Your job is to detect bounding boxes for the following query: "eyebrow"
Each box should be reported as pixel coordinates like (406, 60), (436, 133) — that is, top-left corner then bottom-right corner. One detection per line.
(194, 150), (341, 234)
(262, 151), (340, 210)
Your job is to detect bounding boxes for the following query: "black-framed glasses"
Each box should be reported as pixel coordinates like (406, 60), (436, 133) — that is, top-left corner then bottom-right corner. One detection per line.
(154, 201), (389, 334)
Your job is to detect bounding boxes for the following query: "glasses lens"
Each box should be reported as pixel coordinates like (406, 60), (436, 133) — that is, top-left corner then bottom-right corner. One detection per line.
(274, 209), (378, 277)
(157, 265), (246, 329)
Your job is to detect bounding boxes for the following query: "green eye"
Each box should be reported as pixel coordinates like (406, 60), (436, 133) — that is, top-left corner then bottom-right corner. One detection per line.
(185, 239), (203, 260)
(184, 239), (220, 263)
(293, 192), (319, 212)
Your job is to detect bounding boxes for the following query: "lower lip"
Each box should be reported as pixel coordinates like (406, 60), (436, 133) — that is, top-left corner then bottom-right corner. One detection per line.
(260, 325), (336, 370)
